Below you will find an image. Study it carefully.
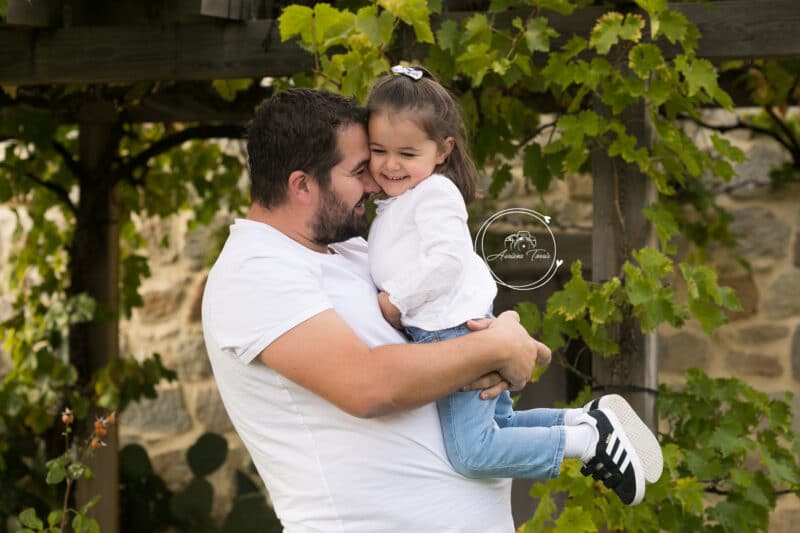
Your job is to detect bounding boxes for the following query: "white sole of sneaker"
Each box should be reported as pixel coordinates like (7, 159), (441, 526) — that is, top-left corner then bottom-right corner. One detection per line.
(599, 407), (646, 506)
(590, 394), (663, 483)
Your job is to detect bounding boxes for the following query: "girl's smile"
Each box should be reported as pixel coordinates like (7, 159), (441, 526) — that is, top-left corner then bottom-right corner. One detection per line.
(368, 111), (452, 197)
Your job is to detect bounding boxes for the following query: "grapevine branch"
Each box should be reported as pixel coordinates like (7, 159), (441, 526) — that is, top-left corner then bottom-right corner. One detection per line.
(524, 121), (557, 145)
(557, 342), (596, 386)
(51, 140), (87, 182)
(705, 484), (796, 498)
(679, 112), (800, 164)
(503, 7), (540, 60)
(2, 161), (78, 215)
(120, 124), (245, 186)
(25, 172), (78, 216)
(611, 157), (628, 255)
(764, 106), (800, 162)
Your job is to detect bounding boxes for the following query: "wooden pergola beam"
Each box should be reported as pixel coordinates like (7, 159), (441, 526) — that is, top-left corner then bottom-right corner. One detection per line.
(5, 0), (53, 27)
(0, 1), (798, 86)
(678, 0), (800, 60)
(0, 20), (307, 85)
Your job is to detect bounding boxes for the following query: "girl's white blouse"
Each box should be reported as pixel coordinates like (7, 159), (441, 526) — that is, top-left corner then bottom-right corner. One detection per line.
(368, 174), (497, 331)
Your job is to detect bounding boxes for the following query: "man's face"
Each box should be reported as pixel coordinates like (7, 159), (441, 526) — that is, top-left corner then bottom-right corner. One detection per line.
(311, 124), (378, 245)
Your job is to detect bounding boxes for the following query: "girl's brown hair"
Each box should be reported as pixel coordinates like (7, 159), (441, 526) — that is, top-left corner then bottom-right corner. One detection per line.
(366, 66), (478, 204)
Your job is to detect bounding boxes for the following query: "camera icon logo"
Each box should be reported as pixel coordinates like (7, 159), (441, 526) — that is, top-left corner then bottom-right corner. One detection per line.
(475, 208), (563, 291)
(505, 231), (537, 253)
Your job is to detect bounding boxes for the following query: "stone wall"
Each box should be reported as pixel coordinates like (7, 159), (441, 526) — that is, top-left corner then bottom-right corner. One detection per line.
(1, 114), (799, 527)
(117, 212), (253, 520)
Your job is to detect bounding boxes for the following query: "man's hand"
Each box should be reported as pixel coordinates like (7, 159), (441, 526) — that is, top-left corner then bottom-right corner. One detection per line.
(377, 291), (402, 330)
(462, 371), (509, 400)
(468, 311), (551, 392)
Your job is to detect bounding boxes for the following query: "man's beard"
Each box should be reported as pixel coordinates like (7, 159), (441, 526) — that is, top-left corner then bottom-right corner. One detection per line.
(311, 186), (368, 246)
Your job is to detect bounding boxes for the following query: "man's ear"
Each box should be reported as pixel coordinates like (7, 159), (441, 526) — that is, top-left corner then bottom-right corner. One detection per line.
(437, 137), (455, 165)
(287, 170), (315, 204)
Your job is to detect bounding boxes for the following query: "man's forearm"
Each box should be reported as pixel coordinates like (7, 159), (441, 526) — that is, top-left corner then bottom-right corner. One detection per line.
(258, 309), (539, 419)
(363, 328), (508, 417)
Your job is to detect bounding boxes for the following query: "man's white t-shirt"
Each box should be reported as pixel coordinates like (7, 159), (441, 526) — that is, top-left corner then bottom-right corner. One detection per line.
(202, 219), (512, 533)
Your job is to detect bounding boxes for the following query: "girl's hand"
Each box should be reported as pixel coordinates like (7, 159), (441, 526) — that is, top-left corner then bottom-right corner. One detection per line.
(378, 291), (403, 329)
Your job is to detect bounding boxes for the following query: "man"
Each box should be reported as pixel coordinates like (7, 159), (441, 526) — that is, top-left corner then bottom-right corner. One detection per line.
(202, 88), (549, 532)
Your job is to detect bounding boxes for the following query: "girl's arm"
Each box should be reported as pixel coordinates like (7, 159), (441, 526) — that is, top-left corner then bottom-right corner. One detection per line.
(378, 291), (402, 329)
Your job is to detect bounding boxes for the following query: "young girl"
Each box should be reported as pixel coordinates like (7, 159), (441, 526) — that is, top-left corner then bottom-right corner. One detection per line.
(366, 65), (662, 506)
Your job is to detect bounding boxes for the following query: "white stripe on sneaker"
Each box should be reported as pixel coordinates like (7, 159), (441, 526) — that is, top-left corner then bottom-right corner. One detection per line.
(620, 452), (631, 473)
(613, 438), (626, 464)
(605, 433), (617, 456)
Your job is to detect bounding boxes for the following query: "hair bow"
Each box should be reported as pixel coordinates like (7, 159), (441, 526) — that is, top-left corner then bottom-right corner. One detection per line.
(391, 65), (423, 80)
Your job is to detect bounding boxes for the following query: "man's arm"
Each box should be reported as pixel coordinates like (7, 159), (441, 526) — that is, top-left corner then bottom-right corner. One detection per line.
(258, 309), (544, 418)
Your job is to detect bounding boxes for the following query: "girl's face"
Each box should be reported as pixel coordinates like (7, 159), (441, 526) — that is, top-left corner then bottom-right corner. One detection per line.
(368, 111), (452, 197)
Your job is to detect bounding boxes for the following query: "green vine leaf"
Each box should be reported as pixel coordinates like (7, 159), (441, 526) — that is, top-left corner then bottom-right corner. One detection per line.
(379, 0), (434, 43)
(211, 79), (252, 102)
(590, 13), (644, 55)
(587, 278), (622, 326)
(629, 43), (664, 79)
(355, 5), (394, 46)
(525, 17), (557, 54)
(45, 456), (68, 485)
(643, 203), (679, 253)
(48, 509), (64, 527)
(619, 14), (645, 42)
(554, 506), (598, 532)
(457, 43), (497, 86)
(636, 0), (667, 14)
(590, 12), (625, 55)
(278, 5), (313, 44)
(436, 19), (460, 53)
(516, 301), (542, 336)
(313, 4), (356, 52)
(710, 133), (746, 163)
(548, 261), (589, 320)
(523, 143), (551, 193)
(488, 163), (512, 197)
(80, 495), (102, 515)
(519, 490), (555, 532)
(535, 0), (577, 16)
(679, 56), (718, 98)
(655, 9), (695, 49)
(19, 508), (44, 530)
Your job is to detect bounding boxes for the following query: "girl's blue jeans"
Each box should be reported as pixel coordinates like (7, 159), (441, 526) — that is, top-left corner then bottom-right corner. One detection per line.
(406, 322), (565, 479)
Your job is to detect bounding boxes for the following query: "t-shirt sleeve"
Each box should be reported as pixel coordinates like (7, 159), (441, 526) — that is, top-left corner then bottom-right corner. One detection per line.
(205, 254), (332, 365)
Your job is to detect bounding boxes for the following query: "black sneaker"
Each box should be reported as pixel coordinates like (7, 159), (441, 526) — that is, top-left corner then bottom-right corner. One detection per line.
(584, 394), (663, 483)
(580, 408), (646, 506)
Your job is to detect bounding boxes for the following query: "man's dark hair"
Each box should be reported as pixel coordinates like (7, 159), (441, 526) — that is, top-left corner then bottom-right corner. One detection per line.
(246, 88), (368, 208)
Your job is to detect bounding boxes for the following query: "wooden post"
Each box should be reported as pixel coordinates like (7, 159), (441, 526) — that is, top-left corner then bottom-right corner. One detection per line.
(69, 101), (121, 533)
(590, 100), (659, 430)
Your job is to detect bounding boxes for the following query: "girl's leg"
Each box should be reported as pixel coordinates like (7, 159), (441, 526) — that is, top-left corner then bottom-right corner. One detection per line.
(409, 323), (566, 479)
(437, 390), (565, 479)
(493, 392), (566, 429)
